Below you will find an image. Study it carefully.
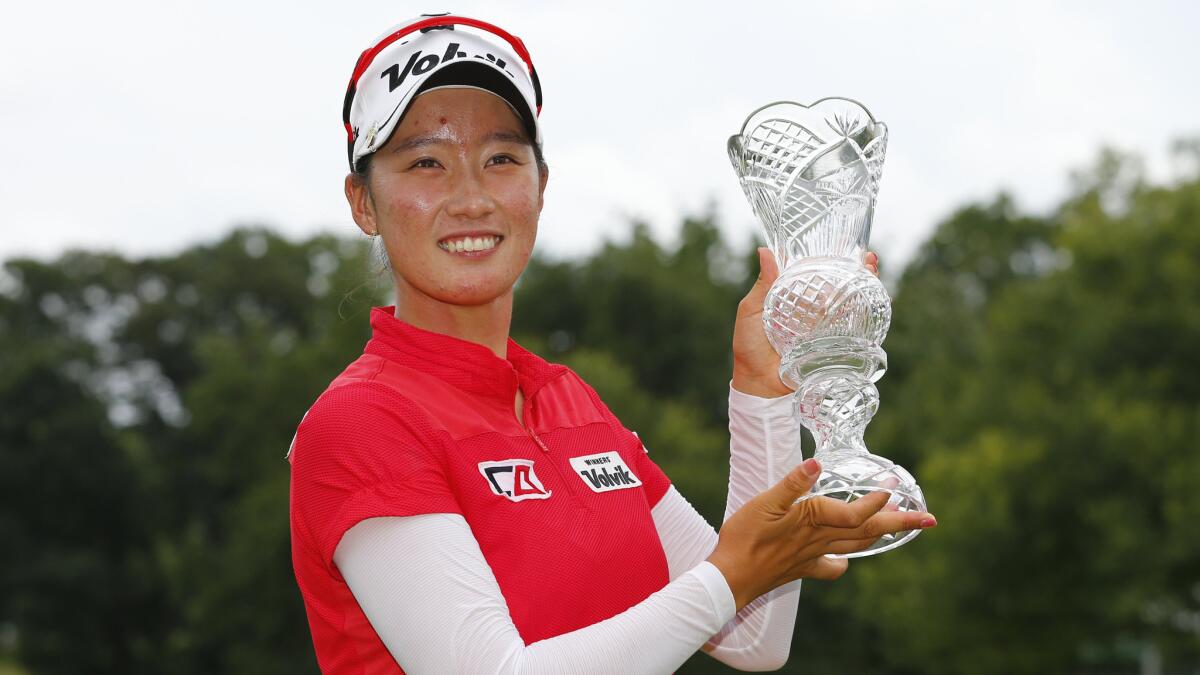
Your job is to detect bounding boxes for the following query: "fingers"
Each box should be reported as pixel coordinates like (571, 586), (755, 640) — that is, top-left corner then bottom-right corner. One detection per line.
(805, 490), (893, 529)
(864, 250), (879, 276)
(838, 510), (936, 542)
(762, 459), (821, 511)
(757, 247), (780, 284)
(806, 555), (849, 581)
(815, 508), (936, 557)
(823, 510), (936, 557)
(842, 482), (901, 523)
(739, 247), (780, 314)
(824, 536), (884, 556)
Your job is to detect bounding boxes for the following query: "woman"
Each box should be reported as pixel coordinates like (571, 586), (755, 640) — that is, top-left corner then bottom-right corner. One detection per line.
(289, 14), (936, 674)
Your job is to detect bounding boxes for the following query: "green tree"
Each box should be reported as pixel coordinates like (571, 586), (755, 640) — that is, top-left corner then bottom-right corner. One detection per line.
(0, 280), (169, 674)
(0, 230), (387, 674)
(848, 146), (1200, 674)
(3, 141), (1198, 674)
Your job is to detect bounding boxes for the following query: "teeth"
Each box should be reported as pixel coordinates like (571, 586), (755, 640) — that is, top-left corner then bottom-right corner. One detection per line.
(440, 235), (500, 252)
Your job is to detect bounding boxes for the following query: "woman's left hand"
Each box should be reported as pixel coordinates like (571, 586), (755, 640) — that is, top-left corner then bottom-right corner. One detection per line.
(731, 248), (880, 398)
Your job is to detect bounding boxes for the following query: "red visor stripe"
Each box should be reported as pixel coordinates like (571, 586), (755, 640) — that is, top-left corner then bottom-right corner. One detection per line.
(343, 16), (541, 155)
(349, 16), (538, 108)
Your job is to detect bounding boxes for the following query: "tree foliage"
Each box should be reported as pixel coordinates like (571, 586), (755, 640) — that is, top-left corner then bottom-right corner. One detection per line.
(1, 144), (1197, 674)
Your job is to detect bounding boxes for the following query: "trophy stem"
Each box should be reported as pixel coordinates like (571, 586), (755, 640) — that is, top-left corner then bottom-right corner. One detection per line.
(787, 365), (878, 463)
(783, 356), (926, 559)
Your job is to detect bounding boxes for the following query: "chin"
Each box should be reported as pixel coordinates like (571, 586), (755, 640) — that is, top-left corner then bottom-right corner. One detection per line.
(431, 279), (514, 307)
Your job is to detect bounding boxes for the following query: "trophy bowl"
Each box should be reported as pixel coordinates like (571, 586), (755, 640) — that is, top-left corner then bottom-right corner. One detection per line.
(728, 98), (927, 558)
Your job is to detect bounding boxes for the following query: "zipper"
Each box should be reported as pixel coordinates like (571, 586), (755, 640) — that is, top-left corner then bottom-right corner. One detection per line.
(521, 391), (585, 508)
(518, 388), (547, 452)
(521, 395), (550, 454)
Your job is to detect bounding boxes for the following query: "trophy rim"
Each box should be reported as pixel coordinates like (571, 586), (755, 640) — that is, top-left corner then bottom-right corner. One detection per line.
(732, 96), (881, 139)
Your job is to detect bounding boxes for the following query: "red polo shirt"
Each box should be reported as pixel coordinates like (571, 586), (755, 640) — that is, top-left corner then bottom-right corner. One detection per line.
(288, 307), (673, 674)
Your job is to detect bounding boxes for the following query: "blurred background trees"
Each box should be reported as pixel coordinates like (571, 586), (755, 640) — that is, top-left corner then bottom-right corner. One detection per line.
(1, 144), (1197, 674)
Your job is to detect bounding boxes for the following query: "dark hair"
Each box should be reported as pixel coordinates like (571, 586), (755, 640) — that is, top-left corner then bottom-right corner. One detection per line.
(352, 142), (548, 180)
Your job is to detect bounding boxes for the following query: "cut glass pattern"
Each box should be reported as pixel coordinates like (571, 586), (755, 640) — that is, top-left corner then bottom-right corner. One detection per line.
(728, 98), (927, 558)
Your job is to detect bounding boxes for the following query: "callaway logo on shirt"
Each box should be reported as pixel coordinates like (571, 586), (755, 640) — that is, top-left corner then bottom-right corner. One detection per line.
(569, 452), (643, 493)
(477, 459), (551, 502)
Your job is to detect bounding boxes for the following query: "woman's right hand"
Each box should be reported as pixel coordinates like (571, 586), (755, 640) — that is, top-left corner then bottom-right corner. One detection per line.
(705, 457), (937, 610)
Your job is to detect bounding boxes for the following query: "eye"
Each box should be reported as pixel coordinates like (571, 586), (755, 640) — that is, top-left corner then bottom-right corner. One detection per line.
(487, 154), (519, 166)
(410, 157), (442, 170)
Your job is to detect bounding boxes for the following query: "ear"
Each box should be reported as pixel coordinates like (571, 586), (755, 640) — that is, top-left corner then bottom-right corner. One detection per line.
(345, 173), (378, 236)
(537, 164), (549, 213)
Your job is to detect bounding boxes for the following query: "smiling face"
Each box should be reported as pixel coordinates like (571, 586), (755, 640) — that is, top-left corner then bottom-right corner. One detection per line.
(345, 87), (548, 312)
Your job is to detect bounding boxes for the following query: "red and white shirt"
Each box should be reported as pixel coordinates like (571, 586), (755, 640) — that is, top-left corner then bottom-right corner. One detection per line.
(289, 307), (679, 673)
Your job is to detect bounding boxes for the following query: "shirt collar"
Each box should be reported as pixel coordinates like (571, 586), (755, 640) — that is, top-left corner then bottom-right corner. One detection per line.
(364, 306), (567, 403)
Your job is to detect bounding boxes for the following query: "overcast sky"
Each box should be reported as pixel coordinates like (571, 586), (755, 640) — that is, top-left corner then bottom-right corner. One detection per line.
(1, 0), (1196, 267)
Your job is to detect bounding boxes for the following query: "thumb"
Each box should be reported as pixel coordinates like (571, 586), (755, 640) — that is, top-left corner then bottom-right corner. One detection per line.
(741, 247), (780, 311)
(763, 458), (821, 510)
(755, 247), (780, 287)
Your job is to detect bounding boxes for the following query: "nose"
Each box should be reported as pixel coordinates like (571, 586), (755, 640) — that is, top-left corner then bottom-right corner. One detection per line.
(444, 166), (495, 220)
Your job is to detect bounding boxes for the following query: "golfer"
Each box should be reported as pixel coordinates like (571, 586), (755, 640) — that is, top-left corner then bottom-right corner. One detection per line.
(288, 13), (936, 674)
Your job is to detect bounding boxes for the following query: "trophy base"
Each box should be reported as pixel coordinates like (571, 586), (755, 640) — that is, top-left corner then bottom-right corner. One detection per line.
(797, 450), (927, 559)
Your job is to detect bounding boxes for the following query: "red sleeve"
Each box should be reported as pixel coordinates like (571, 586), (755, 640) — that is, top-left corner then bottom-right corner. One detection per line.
(569, 372), (673, 507)
(289, 381), (461, 571)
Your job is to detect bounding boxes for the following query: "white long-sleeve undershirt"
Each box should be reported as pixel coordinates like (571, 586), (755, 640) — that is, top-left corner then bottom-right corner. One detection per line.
(333, 385), (802, 674)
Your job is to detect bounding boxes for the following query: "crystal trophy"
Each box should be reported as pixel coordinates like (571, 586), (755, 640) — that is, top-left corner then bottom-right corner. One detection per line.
(727, 98), (926, 557)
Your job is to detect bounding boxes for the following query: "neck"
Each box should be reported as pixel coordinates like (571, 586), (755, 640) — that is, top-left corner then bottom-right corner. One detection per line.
(392, 282), (514, 359)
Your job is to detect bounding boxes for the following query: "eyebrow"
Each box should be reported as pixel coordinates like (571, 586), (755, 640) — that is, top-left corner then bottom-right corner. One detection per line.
(486, 130), (532, 146)
(390, 130), (532, 154)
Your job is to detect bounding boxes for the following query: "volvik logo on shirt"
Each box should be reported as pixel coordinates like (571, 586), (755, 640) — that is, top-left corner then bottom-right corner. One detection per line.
(569, 451), (642, 493)
(477, 459), (552, 502)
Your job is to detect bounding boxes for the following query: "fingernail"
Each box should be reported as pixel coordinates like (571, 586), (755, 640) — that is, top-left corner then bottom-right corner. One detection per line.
(801, 458), (820, 476)
(920, 517), (937, 528)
